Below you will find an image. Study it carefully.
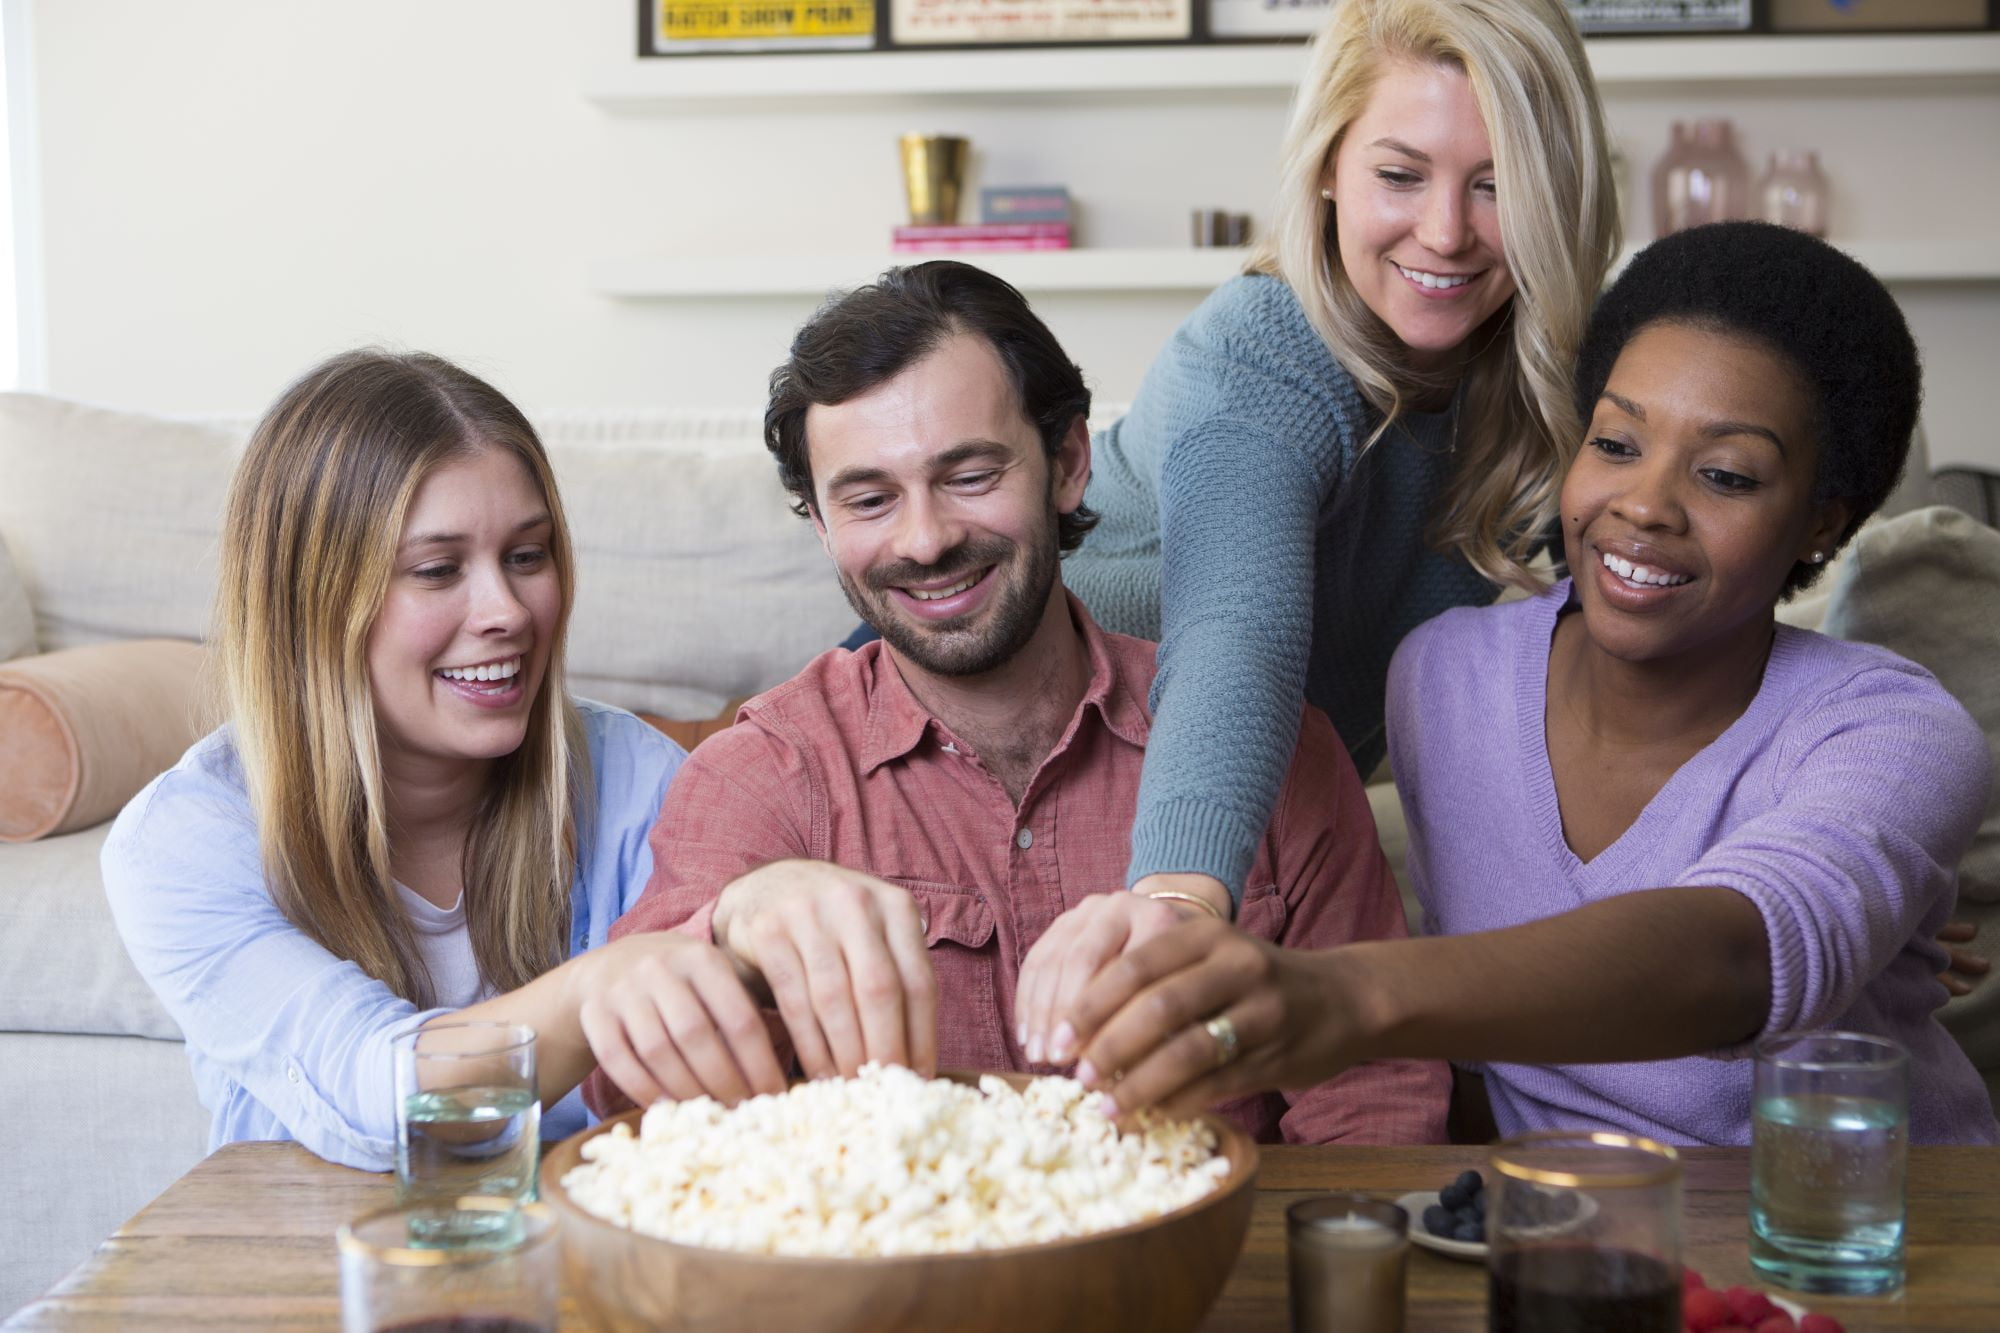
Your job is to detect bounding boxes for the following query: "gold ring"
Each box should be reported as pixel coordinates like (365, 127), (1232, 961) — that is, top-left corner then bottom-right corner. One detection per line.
(1203, 1015), (1239, 1069)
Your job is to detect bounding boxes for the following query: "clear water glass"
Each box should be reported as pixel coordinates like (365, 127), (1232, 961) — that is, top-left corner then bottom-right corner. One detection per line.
(1487, 1131), (1682, 1333)
(1750, 1030), (1909, 1295)
(393, 1021), (540, 1241)
(337, 1197), (557, 1333)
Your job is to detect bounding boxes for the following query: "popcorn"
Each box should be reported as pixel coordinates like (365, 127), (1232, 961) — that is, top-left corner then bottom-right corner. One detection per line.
(560, 1064), (1232, 1257)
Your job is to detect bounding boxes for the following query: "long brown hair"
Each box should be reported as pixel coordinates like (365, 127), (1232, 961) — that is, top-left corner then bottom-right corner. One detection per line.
(216, 350), (589, 1006)
(1250, 0), (1619, 589)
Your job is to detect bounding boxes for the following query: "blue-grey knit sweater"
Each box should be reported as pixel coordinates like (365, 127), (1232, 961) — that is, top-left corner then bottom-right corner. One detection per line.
(1063, 273), (1497, 899)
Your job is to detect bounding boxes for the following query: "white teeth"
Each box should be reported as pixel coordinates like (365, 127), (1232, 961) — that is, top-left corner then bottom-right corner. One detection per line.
(907, 572), (981, 602)
(438, 656), (522, 683)
(1600, 552), (1692, 587)
(1396, 262), (1472, 290)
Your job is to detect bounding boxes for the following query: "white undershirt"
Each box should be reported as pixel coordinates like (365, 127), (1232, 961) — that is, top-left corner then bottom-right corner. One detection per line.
(395, 883), (493, 1010)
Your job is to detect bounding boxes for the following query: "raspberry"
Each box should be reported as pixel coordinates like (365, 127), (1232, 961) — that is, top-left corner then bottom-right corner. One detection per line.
(1683, 1266), (1707, 1290)
(1683, 1286), (1733, 1331)
(1753, 1315), (1797, 1333)
(1712, 1326), (1752, 1333)
(1798, 1317), (1845, 1333)
(1723, 1287), (1779, 1324)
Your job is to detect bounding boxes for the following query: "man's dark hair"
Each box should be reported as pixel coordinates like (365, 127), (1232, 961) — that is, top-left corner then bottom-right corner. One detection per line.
(765, 260), (1099, 553)
(1574, 220), (1921, 595)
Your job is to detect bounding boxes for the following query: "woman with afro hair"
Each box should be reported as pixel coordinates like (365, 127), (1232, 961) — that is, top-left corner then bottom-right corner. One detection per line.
(1050, 221), (1998, 1149)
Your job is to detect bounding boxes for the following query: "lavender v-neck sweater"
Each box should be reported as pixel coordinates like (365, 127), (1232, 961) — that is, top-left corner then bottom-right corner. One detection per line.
(1387, 582), (1999, 1146)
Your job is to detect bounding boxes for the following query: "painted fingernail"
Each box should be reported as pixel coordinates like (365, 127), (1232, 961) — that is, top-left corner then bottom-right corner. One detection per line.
(1049, 1022), (1076, 1063)
(1026, 1035), (1044, 1064)
(1017, 1021), (1028, 1046)
(1076, 1059), (1098, 1089)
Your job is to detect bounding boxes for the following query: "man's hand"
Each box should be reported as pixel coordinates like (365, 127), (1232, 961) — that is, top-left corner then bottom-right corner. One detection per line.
(1939, 919), (1991, 998)
(1062, 918), (1363, 1121)
(712, 859), (938, 1080)
(1015, 873), (1231, 1066)
(574, 930), (789, 1108)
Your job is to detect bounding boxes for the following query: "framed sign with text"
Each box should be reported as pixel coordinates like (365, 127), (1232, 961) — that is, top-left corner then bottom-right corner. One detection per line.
(646, 0), (876, 54)
(1564, 0), (1755, 32)
(1205, 0), (1331, 41)
(888, 0), (1193, 48)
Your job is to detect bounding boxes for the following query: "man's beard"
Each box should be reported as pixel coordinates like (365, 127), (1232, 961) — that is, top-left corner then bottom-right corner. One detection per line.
(840, 518), (1060, 679)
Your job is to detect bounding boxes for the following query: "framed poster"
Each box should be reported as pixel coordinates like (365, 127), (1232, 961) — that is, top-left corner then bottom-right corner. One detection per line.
(1564, 0), (1755, 32)
(646, 0), (876, 55)
(1206, 0), (1332, 41)
(888, 0), (1193, 48)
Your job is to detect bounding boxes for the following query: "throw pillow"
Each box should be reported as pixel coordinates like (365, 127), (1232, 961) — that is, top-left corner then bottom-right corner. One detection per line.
(0, 534), (32, 662)
(0, 639), (212, 842)
(1817, 505), (2000, 1104)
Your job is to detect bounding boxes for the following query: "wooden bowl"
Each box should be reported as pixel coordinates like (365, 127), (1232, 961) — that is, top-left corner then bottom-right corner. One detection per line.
(540, 1072), (1259, 1333)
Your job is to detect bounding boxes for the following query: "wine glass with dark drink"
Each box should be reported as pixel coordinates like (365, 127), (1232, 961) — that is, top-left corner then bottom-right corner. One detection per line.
(1487, 1131), (1682, 1333)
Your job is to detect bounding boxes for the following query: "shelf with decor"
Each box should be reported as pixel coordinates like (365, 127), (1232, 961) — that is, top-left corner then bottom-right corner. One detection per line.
(583, 32), (2000, 108)
(594, 239), (2000, 299)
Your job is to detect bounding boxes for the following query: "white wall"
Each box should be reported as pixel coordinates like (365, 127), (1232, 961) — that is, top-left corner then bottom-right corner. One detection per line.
(25, 1), (2000, 469)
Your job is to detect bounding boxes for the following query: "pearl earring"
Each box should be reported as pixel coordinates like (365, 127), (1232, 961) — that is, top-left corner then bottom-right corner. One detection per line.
(1809, 551), (1827, 565)
(1320, 188), (1334, 202)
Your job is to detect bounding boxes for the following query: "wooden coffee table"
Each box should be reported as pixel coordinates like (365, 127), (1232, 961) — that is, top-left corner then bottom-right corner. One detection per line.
(9, 1144), (1999, 1329)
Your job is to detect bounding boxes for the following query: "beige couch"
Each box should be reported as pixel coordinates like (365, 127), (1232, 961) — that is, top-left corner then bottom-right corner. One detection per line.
(0, 393), (860, 1315)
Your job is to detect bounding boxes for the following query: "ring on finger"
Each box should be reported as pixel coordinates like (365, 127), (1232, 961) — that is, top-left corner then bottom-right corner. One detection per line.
(1202, 1014), (1239, 1069)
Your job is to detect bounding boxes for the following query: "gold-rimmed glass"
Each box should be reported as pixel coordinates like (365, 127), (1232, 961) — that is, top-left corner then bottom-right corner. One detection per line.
(1487, 1131), (1681, 1333)
(337, 1197), (558, 1333)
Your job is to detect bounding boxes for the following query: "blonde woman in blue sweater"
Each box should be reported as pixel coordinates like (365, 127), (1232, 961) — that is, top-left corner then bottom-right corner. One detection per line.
(1016, 0), (1617, 1058)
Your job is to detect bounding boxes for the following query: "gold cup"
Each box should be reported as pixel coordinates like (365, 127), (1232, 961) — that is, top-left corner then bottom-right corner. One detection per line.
(899, 134), (970, 225)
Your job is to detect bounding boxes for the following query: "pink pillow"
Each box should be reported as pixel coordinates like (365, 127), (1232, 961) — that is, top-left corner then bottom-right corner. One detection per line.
(0, 639), (210, 842)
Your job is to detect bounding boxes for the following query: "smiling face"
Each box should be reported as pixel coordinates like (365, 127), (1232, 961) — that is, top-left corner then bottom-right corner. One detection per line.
(1562, 320), (1849, 667)
(1323, 58), (1515, 374)
(365, 445), (562, 777)
(806, 331), (1089, 679)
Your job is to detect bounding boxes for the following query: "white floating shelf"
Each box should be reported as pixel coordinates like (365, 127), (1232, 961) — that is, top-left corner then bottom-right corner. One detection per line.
(597, 239), (2000, 299)
(586, 33), (2000, 107)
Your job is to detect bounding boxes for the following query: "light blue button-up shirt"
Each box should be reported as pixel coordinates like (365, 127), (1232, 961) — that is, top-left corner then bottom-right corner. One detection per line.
(103, 700), (684, 1171)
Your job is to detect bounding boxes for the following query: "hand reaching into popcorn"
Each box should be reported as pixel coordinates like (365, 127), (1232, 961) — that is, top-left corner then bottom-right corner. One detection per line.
(711, 859), (940, 1080)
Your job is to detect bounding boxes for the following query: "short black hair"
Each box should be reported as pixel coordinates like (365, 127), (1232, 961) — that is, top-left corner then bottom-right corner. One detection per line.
(764, 260), (1098, 553)
(1574, 221), (1921, 595)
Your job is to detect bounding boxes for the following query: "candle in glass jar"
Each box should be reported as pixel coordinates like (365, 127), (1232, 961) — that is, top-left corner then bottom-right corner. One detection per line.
(1286, 1196), (1408, 1332)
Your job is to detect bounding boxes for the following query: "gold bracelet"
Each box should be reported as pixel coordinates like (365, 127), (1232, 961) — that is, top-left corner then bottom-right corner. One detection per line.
(1137, 889), (1230, 923)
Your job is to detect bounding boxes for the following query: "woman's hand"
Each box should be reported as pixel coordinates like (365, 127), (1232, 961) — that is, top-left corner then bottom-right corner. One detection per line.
(1015, 892), (1187, 1065)
(574, 930), (789, 1109)
(711, 859), (938, 1080)
(1939, 919), (1990, 998)
(1064, 917), (1361, 1120)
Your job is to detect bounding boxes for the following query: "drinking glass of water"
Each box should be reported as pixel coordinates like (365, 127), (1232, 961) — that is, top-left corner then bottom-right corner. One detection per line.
(1750, 1029), (1909, 1296)
(394, 1021), (540, 1238)
(1487, 1131), (1682, 1333)
(338, 1196), (557, 1333)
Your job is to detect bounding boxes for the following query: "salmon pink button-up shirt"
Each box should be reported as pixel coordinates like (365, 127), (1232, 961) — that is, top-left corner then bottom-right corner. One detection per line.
(598, 597), (1446, 1144)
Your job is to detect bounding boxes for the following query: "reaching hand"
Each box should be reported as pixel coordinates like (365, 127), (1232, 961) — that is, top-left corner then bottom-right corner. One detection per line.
(576, 930), (789, 1108)
(713, 859), (939, 1080)
(1062, 917), (1360, 1121)
(1939, 919), (1990, 998)
(1014, 891), (1188, 1066)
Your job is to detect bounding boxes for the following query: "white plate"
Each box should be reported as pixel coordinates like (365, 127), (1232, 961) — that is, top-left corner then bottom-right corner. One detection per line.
(1397, 1190), (1487, 1262)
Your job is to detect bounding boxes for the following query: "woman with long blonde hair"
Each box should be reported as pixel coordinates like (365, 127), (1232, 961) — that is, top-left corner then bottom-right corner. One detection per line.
(105, 350), (787, 1167)
(1018, 0), (1619, 1048)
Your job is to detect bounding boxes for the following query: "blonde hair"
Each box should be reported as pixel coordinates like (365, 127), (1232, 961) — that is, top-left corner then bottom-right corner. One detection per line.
(217, 350), (589, 1006)
(1249, 0), (1618, 588)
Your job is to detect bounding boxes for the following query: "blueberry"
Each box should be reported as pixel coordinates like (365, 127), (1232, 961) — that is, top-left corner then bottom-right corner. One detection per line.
(1453, 1220), (1483, 1243)
(1455, 1170), (1484, 1196)
(1471, 1193), (1486, 1220)
(1439, 1183), (1469, 1211)
(1423, 1205), (1454, 1237)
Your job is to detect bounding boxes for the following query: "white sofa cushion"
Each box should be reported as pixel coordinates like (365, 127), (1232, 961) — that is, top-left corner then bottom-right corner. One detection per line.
(0, 822), (179, 1040)
(0, 394), (237, 653)
(0, 535), (33, 661)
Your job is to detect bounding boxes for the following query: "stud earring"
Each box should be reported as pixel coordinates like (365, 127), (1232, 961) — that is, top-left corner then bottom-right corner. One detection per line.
(1320, 188), (1334, 202)
(1809, 551), (1827, 565)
